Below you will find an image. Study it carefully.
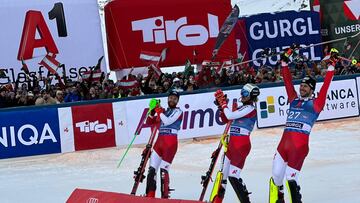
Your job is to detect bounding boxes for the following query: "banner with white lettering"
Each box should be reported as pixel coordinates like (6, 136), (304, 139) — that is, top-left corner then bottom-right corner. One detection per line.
(0, 0), (105, 85)
(112, 89), (244, 146)
(244, 11), (322, 67)
(257, 79), (359, 128)
(0, 108), (61, 159)
(104, 0), (237, 70)
(311, 0), (360, 58)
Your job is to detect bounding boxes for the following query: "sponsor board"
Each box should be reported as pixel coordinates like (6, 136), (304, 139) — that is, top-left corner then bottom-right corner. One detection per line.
(0, 108), (61, 159)
(71, 103), (116, 151)
(113, 89), (244, 145)
(104, 0), (236, 69)
(0, 0), (105, 85)
(257, 79), (359, 128)
(244, 11), (322, 67)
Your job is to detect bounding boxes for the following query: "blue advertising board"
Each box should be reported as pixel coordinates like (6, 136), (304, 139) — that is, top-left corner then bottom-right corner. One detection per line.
(0, 108), (61, 159)
(244, 11), (323, 67)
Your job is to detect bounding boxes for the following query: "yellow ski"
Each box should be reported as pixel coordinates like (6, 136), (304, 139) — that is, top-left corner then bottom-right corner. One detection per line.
(269, 177), (279, 203)
(209, 171), (223, 202)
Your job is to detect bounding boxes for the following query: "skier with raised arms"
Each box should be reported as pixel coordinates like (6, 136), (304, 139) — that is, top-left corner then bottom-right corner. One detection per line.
(269, 48), (337, 203)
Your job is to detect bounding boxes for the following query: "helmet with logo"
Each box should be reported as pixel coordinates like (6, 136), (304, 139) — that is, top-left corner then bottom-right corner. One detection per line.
(241, 83), (260, 100)
(301, 75), (316, 91)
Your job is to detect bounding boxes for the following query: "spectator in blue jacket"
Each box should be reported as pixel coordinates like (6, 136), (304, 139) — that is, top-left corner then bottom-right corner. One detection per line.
(64, 86), (81, 103)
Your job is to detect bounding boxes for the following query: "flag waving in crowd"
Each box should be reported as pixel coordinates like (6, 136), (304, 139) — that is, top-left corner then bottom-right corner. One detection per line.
(212, 5), (239, 60)
(140, 48), (167, 78)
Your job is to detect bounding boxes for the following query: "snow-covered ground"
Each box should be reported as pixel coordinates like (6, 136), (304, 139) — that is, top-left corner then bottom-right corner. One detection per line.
(1, 117), (360, 203)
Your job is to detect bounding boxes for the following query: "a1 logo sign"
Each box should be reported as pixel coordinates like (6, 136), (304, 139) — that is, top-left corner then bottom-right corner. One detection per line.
(17, 2), (67, 60)
(132, 14), (219, 46)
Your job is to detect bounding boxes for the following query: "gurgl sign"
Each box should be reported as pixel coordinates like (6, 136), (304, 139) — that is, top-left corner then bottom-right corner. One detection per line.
(242, 11), (323, 67)
(105, 0), (236, 69)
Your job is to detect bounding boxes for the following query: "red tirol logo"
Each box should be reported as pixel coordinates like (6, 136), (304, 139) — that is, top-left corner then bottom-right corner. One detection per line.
(131, 14), (219, 46)
(72, 103), (116, 151)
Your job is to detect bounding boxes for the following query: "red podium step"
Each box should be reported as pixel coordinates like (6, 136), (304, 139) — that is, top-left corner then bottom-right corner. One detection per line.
(67, 188), (203, 203)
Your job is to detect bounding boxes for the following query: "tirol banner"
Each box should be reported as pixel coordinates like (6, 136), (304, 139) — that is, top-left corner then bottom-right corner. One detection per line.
(257, 79), (360, 128)
(244, 11), (323, 67)
(0, 0), (105, 85)
(71, 103), (116, 151)
(310, 0), (360, 58)
(104, 0), (237, 70)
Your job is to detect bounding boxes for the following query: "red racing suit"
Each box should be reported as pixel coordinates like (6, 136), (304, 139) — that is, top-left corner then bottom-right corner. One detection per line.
(147, 107), (183, 164)
(223, 104), (257, 170)
(277, 63), (335, 170)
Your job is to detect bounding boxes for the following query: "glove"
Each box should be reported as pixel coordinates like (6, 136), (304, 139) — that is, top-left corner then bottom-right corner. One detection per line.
(149, 99), (160, 110)
(281, 48), (293, 63)
(214, 94), (229, 107)
(154, 106), (164, 116)
(214, 90), (228, 109)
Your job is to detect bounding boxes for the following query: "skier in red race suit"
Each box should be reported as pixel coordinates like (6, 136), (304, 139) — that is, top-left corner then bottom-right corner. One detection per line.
(145, 91), (183, 199)
(269, 49), (337, 203)
(213, 83), (260, 203)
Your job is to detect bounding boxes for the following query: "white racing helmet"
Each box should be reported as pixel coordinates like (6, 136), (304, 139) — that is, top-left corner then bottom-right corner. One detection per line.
(241, 83), (260, 100)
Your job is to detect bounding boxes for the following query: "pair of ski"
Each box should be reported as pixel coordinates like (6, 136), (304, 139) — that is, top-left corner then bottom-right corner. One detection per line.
(122, 98), (234, 201)
(128, 116), (232, 200)
(117, 99), (160, 195)
(199, 101), (237, 202)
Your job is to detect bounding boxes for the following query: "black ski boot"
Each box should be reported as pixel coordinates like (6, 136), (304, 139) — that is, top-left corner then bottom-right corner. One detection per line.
(287, 180), (302, 203)
(160, 168), (174, 199)
(229, 177), (251, 203)
(145, 167), (156, 197)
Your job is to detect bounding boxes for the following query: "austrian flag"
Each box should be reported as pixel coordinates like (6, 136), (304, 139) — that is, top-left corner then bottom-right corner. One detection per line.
(39, 53), (61, 74)
(139, 48), (167, 65)
(140, 51), (161, 64)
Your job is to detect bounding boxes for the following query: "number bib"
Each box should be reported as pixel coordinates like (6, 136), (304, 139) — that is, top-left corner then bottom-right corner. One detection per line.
(284, 99), (320, 135)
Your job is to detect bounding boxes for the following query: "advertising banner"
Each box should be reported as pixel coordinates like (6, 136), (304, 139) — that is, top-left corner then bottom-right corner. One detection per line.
(0, 108), (61, 159)
(245, 11), (323, 67)
(0, 0), (105, 85)
(257, 79), (359, 128)
(113, 89), (245, 146)
(58, 107), (75, 153)
(71, 103), (116, 151)
(105, 0), (237, 70)
(310, 0), (360, 57)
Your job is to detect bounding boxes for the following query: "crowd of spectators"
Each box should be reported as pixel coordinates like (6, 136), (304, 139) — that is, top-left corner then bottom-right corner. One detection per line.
(1, 48), (360, 109)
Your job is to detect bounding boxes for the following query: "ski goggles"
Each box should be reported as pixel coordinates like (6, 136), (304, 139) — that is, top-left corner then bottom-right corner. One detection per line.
(241, 89), (250, 97)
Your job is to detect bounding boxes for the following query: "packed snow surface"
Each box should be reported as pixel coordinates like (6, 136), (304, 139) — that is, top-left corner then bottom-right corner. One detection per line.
(1, 117), (360, 203)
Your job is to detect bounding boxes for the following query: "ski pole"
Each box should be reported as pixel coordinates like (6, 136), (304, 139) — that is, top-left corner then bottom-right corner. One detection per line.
(225, 31), (360, 68)
(117, 98), (160, 168)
